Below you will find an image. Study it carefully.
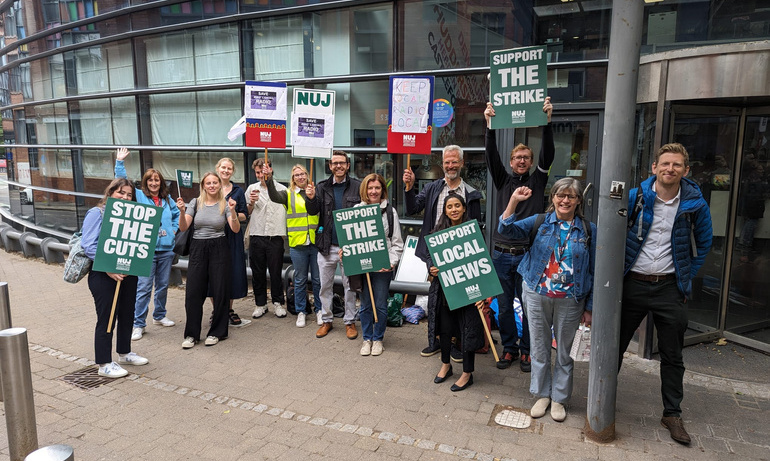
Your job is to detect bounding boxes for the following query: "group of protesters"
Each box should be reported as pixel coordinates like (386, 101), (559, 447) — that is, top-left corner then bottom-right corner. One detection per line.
(81, 97), (712, 444)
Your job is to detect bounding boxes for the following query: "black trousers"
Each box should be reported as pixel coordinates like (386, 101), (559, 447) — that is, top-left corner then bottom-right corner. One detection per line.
(437, 293), (475, 374)
(88, 271), (137, 365)
(619, 277), (687, 417)
(185, 237), (231, 340)
(249, 235), (285, 306)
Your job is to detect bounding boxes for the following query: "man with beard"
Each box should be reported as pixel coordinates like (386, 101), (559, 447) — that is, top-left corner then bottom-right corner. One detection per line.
(403, 145), (483, 358)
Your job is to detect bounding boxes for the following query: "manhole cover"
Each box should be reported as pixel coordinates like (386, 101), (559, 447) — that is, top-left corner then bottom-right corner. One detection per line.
(489, 404), (532, 429)
(59, 366), (113, 390)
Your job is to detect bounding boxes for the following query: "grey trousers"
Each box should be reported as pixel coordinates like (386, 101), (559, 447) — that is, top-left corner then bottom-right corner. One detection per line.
(317, 245), (358, 324)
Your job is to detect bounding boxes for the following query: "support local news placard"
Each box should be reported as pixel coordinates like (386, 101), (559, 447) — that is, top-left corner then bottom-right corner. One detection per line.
(425, 220), (502, 310)
(92, 198), (162, 276)
(387, 76), (434, 154)
(489, 46), (548, 129)
(245, 81), (287, 148)
(334, 204), (390, 276)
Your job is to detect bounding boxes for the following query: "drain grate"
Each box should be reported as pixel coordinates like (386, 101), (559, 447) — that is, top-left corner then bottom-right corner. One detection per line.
(488, 404), (533, 430)
(59, 366), (114, 390)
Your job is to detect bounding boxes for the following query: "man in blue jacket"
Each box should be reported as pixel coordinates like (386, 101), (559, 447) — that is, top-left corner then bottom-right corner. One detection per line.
(619, 142), (713, 445)
(403, 145), (483, 357)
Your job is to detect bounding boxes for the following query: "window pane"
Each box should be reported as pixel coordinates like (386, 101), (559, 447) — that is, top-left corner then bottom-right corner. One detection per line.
(149, 93), (197, 145)
(112, 97), (138, 145)
(71, 41), (134, 95)
(197, 89), (241, 145)
(77, 99), (112, 144)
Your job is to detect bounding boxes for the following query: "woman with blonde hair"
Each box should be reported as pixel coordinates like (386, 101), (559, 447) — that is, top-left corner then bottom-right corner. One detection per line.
(265, 163), (322, 328)
(177, 171), (240, 348)
(212, 157), (249, 325)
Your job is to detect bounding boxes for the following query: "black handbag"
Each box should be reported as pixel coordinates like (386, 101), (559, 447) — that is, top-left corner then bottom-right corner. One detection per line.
(174, 199), (195, 256)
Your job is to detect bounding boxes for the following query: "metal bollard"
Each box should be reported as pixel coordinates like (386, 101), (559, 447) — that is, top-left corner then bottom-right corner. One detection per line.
(0, 282), (12, 401)
(0, 327), (39, 461)
(25, 445), (74, 461)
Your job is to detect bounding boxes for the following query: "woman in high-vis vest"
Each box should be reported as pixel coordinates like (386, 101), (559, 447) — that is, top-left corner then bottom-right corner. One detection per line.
(265, 163), (322, 328)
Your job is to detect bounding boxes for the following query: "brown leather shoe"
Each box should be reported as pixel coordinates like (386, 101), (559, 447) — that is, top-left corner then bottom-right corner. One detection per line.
(316, 322), (333, 338)
(661, 416), (691, 445)
(345, 323), (358, 340)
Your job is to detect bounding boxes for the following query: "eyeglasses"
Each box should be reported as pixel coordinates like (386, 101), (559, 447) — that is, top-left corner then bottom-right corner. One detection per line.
(512, 156), (532, 162)
(555, 193), (579, 201)
(330, 161), (348, 167)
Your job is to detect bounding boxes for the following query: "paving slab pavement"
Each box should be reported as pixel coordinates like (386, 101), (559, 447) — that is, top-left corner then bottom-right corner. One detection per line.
(0, 252), (768, 460)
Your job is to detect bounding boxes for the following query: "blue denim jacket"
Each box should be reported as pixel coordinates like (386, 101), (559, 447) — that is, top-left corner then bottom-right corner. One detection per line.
(498, 211), (596, 311)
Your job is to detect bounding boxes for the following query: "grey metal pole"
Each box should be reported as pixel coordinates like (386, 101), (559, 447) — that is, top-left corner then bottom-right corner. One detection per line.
(0, 281), (12, 402)
(0, 327), (39, 461)
(584, 0), (644, 443)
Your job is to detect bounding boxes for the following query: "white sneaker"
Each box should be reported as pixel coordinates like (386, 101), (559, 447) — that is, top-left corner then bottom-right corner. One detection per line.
(131, 327), (144, 341)
(371, 341), (384, 356)
(531, 398), (551, 418)
(274, 302), (287, 318)
(296, 312), (306, 328)
(551, 402), (567, 422)
(360, 340), (372, 356)
(252, 305), (267, 318)
(98, 362), (128, 378)
(152, 317), (175, 327)
(316, 312), (324, 326)
(182, 336), (196, 349)
(204, 336), (219, 346)
(118, 352), (149, 366)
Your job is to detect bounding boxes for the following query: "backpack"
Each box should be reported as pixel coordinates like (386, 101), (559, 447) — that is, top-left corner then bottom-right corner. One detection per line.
(381, 202), (394, 239)
(529, 213), (592, 248)
(63, 208), (103, 284)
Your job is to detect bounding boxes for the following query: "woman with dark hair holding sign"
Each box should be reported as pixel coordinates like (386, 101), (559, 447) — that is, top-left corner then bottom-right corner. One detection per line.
(177, 172), (240, 348)
(353, 173), (404, 356)
(81, 178), (150, 378)
(428, 192), (485, 391)
(114, 148), (180, 341)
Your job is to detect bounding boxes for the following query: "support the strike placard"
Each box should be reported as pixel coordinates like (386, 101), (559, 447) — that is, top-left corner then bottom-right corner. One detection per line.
(334, 204), (390, 276)
(425, 221), (502, 310)
(92, 198), (162, 276)
(292, 88), (335, 159)
(387, 76), (434, 154)
(489, 46), (548, 129)
(245, 81), (287, 148)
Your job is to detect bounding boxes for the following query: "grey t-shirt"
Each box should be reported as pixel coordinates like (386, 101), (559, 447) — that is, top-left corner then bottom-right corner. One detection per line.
(186, 198), (231, 239)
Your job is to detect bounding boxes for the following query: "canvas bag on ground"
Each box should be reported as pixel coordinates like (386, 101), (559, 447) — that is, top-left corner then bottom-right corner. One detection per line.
(569, 324), (591, 362)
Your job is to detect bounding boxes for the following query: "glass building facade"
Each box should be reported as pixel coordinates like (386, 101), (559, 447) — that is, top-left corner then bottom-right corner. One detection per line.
(1, 0), (770, 351)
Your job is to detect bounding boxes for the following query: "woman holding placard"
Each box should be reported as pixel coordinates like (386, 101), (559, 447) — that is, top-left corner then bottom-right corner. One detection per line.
(353, 174), (404, 356)
(497, 178), (595, 422)
(114, 148), (180, 341)
(213, 157), (249, 325)
(177, 172), (240, 348)
(81, 178), (150, 378)
(428, 193), (485, 391)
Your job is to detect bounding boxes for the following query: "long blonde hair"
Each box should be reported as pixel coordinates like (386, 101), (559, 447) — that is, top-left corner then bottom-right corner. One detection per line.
(289, 164), (309, 190)
(197, 171), (226, 214)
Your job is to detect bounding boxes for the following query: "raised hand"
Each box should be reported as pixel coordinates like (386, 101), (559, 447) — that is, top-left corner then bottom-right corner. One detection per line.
(403, 168), (415, 191)
(305, 182), (316, 200)
(116, 147), (129, 161)
(543, 96), (553, 123)
(484, 102), (495, 124)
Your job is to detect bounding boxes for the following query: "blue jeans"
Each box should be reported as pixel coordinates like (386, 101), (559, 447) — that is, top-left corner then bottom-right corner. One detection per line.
(359, 271), (391, 341)
(134, 250), (175, 328)
(492, 250), (530, 355)
(290, 245), (321, 315)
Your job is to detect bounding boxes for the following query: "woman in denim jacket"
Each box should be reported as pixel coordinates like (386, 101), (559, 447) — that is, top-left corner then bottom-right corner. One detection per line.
(498, 177), (596, 423)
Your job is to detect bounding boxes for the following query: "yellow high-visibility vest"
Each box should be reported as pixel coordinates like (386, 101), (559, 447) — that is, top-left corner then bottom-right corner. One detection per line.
(286, 189), (318, 247)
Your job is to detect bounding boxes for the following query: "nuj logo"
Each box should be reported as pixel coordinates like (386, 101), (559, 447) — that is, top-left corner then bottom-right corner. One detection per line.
(260, 132), (272, 142)
(297, 92), (332, 107)
(403, 134), (416, 147)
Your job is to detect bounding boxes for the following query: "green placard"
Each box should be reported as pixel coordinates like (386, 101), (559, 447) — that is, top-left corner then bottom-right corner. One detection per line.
(92, 198), (162, 276)
(176, 169), (194, 188)
(334, 204), (391, 276)
(489, 45), (548, 130)
(425, 220), (502, 310)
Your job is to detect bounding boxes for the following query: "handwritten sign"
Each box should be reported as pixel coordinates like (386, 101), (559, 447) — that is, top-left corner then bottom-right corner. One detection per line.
(387, 76), (434, 154)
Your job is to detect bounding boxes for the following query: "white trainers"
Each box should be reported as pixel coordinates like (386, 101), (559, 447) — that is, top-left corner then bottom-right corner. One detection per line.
(204, 336), (219, 346)
(131, 327), (144, 341)
(531, 398), (551, 418)
(296, 312), (306, 328)
(252, 305), (267, 318)
(550, 402), (567, 422)
(152, 317), (175, 327)
(371, 341), (384, 356)
(117, 352), (149, 366)
(182, 336), (196, 349)
(274, 302), (287, 318)
(360, 340), (372, 356)
(98, 362), (128, 378)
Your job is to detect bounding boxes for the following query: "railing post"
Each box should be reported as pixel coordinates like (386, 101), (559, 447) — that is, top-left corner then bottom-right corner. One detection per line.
(0, 327), (39, 461)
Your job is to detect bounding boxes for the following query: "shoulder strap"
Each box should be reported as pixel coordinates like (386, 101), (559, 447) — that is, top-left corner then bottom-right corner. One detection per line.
(529, 213), (546, 247)
(382, 203), (394, 239)
(627, 186), (643, 231)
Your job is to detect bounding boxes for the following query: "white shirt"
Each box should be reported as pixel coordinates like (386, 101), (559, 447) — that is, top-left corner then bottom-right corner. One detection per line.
(630, 183), (679, 275)
(245, 180), (287, 237)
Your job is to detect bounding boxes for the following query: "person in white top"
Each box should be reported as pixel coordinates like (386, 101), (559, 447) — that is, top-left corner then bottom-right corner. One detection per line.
(246, 158), (288, 319)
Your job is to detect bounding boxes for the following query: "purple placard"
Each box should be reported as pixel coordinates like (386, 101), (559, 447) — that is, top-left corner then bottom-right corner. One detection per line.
(251, 91), (277, 110)
(297, 117), (325, 138)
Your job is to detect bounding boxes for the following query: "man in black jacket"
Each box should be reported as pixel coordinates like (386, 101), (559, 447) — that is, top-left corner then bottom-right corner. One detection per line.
(307, 151), (362, 340)
(485, 97), (553, 372)
(403, 145), (483, 356)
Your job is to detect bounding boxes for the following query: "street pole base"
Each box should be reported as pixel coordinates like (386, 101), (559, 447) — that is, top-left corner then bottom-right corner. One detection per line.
(584, 417), (615, 443)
